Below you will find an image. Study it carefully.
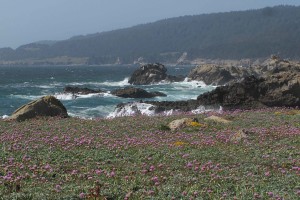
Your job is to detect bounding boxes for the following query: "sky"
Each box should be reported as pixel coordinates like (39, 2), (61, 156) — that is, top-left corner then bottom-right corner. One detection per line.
(1, 0), (300, 48)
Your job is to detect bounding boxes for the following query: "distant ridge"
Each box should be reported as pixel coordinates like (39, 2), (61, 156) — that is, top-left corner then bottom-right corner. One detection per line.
(1, 5), (300, 65)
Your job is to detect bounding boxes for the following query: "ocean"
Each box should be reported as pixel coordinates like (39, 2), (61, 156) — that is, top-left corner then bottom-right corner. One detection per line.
(0, 65), (215, 119)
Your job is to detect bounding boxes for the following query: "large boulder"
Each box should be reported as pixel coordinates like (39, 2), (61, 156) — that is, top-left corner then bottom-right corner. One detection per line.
(188, 64), (252, 85)
(128, 63), (184, 85)
(10, 96), (68, 121)
(64, 86), (103, 94)
(111, 87), (166, 98)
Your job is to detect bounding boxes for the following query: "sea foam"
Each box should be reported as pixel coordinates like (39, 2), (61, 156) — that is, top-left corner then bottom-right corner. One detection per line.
(2, 115), (9, 119)
(107, 102), (156, 118)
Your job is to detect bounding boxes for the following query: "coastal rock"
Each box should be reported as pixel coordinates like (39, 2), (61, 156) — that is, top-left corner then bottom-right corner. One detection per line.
(197, 70), (300, 108)
(204, 115), (232, 124)
(188, 64), (252, 85)
(10, 96), (68, 122)
(111, 87), (166, 98)
(64, 86), (103, 94)
(168, 118), (194, 131)
(128, 63), (184, 85)
(230, 129), (248, 142)
(145, 100), (200, 113)
(251, 56), (300, 75)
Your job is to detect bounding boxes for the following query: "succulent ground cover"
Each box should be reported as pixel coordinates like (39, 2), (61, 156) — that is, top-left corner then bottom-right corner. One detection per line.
(0, 108), (299, 199)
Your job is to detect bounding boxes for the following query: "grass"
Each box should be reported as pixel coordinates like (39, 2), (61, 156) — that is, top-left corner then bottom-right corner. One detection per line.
(0, 108), (299, 199)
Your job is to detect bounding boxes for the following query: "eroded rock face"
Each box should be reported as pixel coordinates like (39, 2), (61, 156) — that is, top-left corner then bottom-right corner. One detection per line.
(129, 63), (184, 85)
(188, 64), (252, 85)
(197, 70), (300, 108)
(10, 96), (68, 121)
(111, 87), (166, 98)
(64, 86), (103, 94)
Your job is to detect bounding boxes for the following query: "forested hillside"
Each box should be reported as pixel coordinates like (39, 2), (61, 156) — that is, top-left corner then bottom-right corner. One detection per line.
(1, 5), (300, 64)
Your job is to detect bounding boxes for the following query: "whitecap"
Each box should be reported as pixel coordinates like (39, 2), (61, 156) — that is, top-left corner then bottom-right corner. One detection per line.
(54, 92), (108, 100)
(191, 105), (223, 114)
(54, 93), (77, 100)
(99, 77), (130, 87)
(2, 115), (9, 119)
(107, 102), (156, 118)
(68, 105), (115, 119)
(37, 85), (54, 89)
(11, 94), (44, 100)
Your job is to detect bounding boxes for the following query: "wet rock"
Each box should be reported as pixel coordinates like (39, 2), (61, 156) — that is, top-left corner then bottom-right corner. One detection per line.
(64, 86), (103, 94)
(111, 87), (166, 98)
(10, 96), (68, 122)
(129, 63), (184, 85)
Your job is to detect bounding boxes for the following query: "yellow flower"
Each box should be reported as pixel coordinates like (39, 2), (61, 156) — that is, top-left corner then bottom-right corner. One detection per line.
(189, 121), (205, 127)
(173, 141), (188, 146)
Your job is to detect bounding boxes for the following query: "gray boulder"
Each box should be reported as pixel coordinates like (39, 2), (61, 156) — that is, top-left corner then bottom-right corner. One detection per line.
(10, 96), (68, 122)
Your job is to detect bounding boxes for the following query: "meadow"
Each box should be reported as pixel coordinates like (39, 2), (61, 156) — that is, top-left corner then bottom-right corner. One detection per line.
(0, 108), (299, 199)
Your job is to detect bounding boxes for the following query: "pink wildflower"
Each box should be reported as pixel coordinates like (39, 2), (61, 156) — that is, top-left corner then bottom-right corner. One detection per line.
(264, 171), (270, 176)
(267, 192), (274, 197)
(79, 192), (85, 198)
(186, 162), (193, 168)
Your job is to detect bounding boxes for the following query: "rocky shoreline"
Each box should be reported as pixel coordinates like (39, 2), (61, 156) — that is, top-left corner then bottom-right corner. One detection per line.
(5, 56), (300, 121)
(115, 56), (300, 115)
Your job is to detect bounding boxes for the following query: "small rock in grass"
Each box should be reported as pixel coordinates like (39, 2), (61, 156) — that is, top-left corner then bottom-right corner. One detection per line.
(230, 129), (248, 142)
(168, 118), (194, 131)
(204, 115), (232, 124)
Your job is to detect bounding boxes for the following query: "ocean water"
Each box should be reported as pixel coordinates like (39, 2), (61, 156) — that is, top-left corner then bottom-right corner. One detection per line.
(0, 65), (215, 119)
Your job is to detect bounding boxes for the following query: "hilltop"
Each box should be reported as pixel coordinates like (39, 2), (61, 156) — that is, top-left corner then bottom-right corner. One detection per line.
(1, 5), (300, 65)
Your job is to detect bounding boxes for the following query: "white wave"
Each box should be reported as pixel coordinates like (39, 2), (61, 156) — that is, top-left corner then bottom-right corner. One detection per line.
(68, 105), (115, 119)
(37, 85), (54, 89)
(99, 77), (130, 86)
(2, 115), (9, 119)
(11, 94), (44, 100)
(54, 93), (77, 100)
(172, 78), (208, 89)
(67, 77), (130, 87)
(163, 109), (174, 116)
(54, 92), (109, 100)
(191, 106), (223, 114)
(107, 102), (156, 118)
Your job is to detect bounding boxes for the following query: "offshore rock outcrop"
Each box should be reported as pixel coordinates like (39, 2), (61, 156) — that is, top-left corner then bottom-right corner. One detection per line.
(111, 87), (166, 98)
(128, 63), (184, 85)
(10, 96), (68, 122)
(112, 57), (300, 115)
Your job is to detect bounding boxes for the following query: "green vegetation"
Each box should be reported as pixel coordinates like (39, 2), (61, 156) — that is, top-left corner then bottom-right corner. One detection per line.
(0, 108), (299, 199)
(1, 6), (300, 64)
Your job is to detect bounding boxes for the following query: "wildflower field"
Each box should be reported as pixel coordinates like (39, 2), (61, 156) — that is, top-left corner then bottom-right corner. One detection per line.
(0, 108), (299, 199)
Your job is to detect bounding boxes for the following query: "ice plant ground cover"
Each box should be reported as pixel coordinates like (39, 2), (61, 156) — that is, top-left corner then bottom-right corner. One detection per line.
(0, 108), (299, 199)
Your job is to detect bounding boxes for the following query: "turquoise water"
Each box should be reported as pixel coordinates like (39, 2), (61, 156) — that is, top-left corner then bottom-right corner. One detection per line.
(0, 65), (214, 118)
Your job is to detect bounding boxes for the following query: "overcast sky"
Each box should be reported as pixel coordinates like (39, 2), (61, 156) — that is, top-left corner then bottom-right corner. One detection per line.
(1, 0), (300, 48)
